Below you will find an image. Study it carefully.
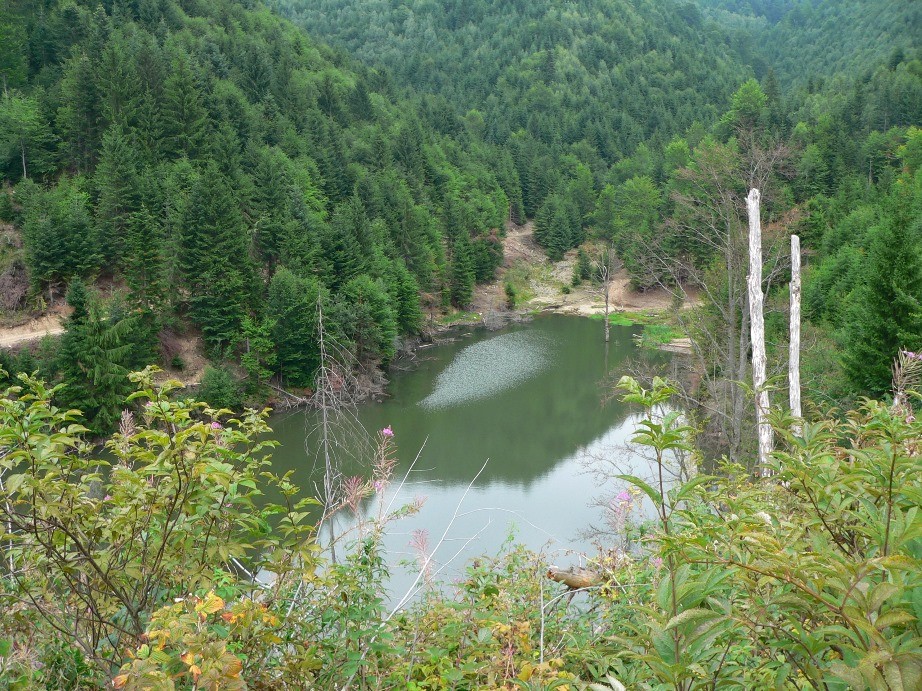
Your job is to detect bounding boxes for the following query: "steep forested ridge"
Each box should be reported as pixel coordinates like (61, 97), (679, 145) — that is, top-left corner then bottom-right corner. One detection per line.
(696, 0), (922, 87)
(276, 0), (751, 256)
(280, 0), (922, 451)
(1, 0), (921, 433)
(0, 0), (514, 429)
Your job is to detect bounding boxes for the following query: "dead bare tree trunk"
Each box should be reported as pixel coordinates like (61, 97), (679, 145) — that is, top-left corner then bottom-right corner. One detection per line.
(789, 234), (802, 435)
(747, 189), (773, 474)
(314, 301), (339, 564)
(595, 243), (618, 343)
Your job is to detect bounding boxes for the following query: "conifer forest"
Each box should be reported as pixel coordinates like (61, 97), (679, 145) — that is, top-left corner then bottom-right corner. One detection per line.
(0, 0), (921, 688)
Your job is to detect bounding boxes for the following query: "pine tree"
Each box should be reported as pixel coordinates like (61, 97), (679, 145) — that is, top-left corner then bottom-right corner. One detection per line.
(385, 259), (422, 333)
(319, 200), (367, 289)
(449, 230), (476, 307)
(123, 205), (165, 308)
(22, 178), (99, 297)
(178, 165), (254, 350)
(162, 53), (208, 159)
(266, 267), (322, 387)
(56, 280), (136, 435)
(57, 54), (103, 172)
(98, 39), (141, 130)
(95, 126), (141, 268)
(843, 186), (922, 396)
(337, 274), (398, 362)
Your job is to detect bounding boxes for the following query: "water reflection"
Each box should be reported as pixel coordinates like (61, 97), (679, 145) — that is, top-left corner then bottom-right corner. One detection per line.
(267, 315), (669, 591)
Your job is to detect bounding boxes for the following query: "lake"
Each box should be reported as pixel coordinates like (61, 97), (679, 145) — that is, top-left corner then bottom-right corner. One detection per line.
(268, 314), (670, 598)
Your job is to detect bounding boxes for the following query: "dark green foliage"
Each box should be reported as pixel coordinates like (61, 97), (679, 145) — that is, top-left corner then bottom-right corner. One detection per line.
(0, 0), (918, 410)
(197, 364), (243, 410)
(94, 126), (141, 268)
(55, 279), (148, 435)
(697, 0), (922, 90)
(384, 260), (423, 334)
(280, 0), (748, 224)
(178, 166), (254, 351)
(534, 193), (581, 261)
(448, 231), (476, 308)
(266, 267), (321, 387)
(161, 53), (209, 159)
(320, 195), (369, 289)
(843, 180), (922, 396)
(335, 274), (398, 362)
(123, 205), (165, 308)
(20, 178), (98, 294)
(6, 0), (512, 384)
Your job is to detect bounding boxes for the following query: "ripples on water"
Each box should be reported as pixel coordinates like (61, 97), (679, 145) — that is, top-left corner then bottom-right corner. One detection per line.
(419, 331), (553, 409)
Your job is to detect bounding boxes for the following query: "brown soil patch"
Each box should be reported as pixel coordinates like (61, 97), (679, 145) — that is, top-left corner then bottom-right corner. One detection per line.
(0, 305), (69, 349)
(471, 221), (699, 319)
(157, 329), (208, 387)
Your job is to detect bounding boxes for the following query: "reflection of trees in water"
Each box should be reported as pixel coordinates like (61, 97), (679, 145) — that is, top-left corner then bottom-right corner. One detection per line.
(579, 355), (696, 549)
(284, 316), (677, 502)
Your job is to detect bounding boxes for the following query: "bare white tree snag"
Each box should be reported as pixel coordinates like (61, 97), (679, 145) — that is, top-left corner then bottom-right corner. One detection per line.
(309, 298), (366, 564)
(594, 243), (619, 343)
(747, 189), (773, 474)
(789, 234), (802, 435)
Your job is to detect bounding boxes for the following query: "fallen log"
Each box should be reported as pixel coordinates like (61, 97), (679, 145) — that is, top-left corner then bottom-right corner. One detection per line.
(547, 566), (602, 590)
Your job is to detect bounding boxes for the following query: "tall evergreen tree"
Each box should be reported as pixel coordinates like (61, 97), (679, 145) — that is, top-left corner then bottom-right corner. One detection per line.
(56, 280), (137, 435)
(843, 186), (922, 396)
(162, 53), (208, 159)
(266, 267), (322, 387)
(178, 165), (254, 350)
(95, 126), (140, 268)
(445, 224), (476, 308)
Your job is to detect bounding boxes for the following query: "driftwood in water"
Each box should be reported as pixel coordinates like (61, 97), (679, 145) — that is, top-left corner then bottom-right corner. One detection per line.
(268, 382), (310, 408)
(547, 566), (602, 590)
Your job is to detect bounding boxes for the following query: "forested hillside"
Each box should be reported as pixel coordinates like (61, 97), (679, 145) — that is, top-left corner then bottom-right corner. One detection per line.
(277, 0), (750, 257)
(2, 1), (922, 688)
(697, 0), (922, 87)
(0, 0), (513, 431)
(281, 0), (922, 455)
(1, 0), (921, 435)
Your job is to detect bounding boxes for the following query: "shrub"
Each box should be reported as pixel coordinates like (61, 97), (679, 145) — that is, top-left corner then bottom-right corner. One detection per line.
(198, 364), (242, 409)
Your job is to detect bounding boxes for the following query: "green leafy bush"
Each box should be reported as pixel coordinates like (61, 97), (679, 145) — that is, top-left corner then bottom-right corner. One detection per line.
(197, 364), (243, 409)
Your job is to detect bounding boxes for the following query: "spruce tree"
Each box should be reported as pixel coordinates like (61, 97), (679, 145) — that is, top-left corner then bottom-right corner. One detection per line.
(95, 126), (141, 268)
(123, 205), (165, 308)
(179, 165), (254, 350)
(449, 230), (476, 307)
(266, 268), (322, 387)
(56, 280), (136, 435)
(162, 53), (208, 159)
(338, 274), (398, 363)
(386, 259), (423, 333)
(843, 186), (922, 396)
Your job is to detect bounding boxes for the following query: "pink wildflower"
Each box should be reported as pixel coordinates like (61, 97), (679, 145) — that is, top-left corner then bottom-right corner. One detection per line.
(652, 557), (663, 569)
(211, 421), (222, 430)
(381, 426), (394, 438)
(616, 490), (632, 503)
(373, 480), (384, 492)
(103, 495), (112, 501)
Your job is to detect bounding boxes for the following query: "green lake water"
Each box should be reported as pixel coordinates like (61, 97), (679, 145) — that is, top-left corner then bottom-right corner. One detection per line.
(267, 314), (667, 595)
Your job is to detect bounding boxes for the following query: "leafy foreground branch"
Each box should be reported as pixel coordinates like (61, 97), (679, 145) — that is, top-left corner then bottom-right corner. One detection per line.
(1, 369), (921, 690)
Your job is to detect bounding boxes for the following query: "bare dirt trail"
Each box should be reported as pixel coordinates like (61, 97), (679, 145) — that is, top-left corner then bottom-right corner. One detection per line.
(471, 221), (698, 318)
(0, 310), (67, 349)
